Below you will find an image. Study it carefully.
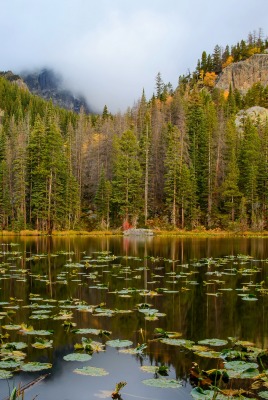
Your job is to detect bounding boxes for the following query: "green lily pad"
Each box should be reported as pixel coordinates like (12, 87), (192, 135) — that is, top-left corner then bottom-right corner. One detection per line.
(0, 369), (13, 379)
(259, 392), (268, 399)
(142, 378), (182, 388)
(32, 339), (53, 349)
(2, 324), (21, 330)
(29, 314), (50, 320)
(160, 338), (194, 347)
(20, 362), (52, 372)
(194, 350), (221, 359)
(2, 342), (27, 350)
(106, 339), (133, 348)
(63, 353), (92, 362)
(72, 328), (108, 335)
(198, 338), (228, 347)
(23, 329), (53, 335)
(191, 387), (226, 399)
(226, 367), (259, 379)
(224, 360), (258, 371)
(140, 365), (160, 373)
(242, 295), (258, 301)
(0, 360), (21, 369)
(73, 366), (109, 376)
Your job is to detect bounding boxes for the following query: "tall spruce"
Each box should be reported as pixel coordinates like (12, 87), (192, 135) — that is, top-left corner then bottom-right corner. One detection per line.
(112, 130), (142, 227)
(239, 118), (261, 228)
(95, 166), (112, 229)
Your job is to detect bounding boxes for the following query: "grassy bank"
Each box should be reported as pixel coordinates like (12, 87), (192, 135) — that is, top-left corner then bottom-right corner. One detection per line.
(0, 229), (268, 238)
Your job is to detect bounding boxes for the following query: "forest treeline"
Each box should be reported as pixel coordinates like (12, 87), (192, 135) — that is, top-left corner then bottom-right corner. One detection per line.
(0, 32), (268, 232)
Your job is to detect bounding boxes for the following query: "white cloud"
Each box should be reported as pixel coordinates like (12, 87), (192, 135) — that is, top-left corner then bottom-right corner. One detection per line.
(1, 0), (268, 112)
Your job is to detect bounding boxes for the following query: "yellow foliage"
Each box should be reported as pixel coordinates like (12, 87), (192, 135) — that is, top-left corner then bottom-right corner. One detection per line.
(248, 47), (261, 56)
(199, 70), (204, 80)
(223, 90), (229, 100)
(203, 72), (217, 88)
(222, 55), (234, 69)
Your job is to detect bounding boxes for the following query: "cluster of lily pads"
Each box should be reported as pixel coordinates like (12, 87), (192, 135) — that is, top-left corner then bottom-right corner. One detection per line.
(0, 243), (267, 398)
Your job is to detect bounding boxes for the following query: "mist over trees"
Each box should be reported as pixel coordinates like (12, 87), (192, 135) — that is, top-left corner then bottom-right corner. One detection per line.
(0, 31), (268, 232)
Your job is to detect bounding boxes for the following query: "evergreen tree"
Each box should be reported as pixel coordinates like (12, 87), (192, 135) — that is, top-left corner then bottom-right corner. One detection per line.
(112, 130), (142, 227)
(212, 45), (222, 74)
(164, 124), (181, 228)
(0, 128), (12, 228)
(164, 124), (194, 228)
(95, 166), (112, 229)
(257, 119), (268, 229)
(239, 118), (261, 228)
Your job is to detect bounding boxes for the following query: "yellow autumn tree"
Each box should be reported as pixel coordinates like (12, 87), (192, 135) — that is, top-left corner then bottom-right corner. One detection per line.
(222, 55), (234, 69)
(203, 72), (217, 88)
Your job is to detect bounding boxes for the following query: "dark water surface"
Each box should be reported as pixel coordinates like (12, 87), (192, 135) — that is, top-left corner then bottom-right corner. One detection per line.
(0, 236), (267, 400)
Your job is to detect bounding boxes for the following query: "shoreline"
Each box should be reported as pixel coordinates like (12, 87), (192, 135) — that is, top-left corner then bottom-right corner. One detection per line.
(0, 229), (268, 238)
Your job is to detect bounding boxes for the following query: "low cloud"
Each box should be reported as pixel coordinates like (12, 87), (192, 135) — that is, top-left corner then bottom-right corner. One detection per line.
(1, 0), (267, 113)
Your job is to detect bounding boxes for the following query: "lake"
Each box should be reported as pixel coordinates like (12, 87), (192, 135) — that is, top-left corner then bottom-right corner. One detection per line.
(0, 235), (267, 400)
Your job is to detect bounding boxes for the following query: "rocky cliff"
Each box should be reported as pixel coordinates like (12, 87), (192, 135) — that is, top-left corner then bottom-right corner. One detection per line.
(215, 54), (268, 93)
(21, 68), (91, 113)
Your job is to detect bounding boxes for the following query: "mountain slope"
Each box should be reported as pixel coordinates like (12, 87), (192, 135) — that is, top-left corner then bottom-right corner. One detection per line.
(21, 68), (91, 113)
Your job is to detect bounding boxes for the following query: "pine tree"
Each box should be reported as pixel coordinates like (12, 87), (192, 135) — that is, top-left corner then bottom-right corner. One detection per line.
(257, 119), (268, 229)
(112, 130), (142, 227)
(12, 119), (28, 229)
(95, 166), (112, 229)
(27, 115), (47, 230)
(221, 117), (241, 224)
(239, 118), (261, 228)
(164, 124), (181, 228)
(0, 128), (12, 229)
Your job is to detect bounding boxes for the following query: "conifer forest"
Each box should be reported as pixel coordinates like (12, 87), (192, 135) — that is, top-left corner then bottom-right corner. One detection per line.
(0, 33), (268, 233)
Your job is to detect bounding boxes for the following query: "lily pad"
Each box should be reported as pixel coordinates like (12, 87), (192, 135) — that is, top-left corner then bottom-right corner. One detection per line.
(224, 360), (258, 371)
(140, 365), (161, 373)
(2, 342), (27, 350)
(160, 338), (194, 347)
(21, 362), (52, 372)
(194, 350), (221, 359)
(0, 369), (13, 379)
(197, 338), (228, 347)
(259, 392), (268, 399)
(29, 314), (50, 320)
(106, 339), (133, 348)
(23, 329), (53, 336)
(142, 378), (182, 388)
(73, 366), (109, 376)
(191, 387), (230, 399)
(2, 324), (21, 330)
(32, 338), (53, 349)
(0, 360), (21, 369)
(72, 328), (111, 335)
(63, 353), (92, 362)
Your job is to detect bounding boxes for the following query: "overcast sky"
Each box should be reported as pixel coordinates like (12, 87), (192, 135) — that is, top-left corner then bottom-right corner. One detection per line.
(1, 0), (267, 113)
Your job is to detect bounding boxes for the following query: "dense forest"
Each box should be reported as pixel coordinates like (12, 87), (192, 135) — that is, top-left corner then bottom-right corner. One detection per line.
(0, 31), (268, 232)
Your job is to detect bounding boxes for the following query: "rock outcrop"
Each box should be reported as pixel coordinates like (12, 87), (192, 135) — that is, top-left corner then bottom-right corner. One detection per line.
(215, 54), (268, 93)
(235, 106), (268, 132)
(21, 68), (91, 113)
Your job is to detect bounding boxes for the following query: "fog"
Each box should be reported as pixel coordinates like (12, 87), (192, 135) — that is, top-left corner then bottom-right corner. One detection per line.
(1, 0), (267, 113)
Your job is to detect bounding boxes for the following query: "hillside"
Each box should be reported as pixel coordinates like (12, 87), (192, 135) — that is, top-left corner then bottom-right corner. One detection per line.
(1, 68), (91, 113)
(0, 33), (268, 233)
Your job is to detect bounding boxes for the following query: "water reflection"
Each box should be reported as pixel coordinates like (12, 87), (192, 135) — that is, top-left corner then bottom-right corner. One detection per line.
(0, 236), (267, 399)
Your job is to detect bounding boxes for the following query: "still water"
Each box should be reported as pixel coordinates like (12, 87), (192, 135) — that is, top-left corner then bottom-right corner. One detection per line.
(0, 235), (267, 400)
